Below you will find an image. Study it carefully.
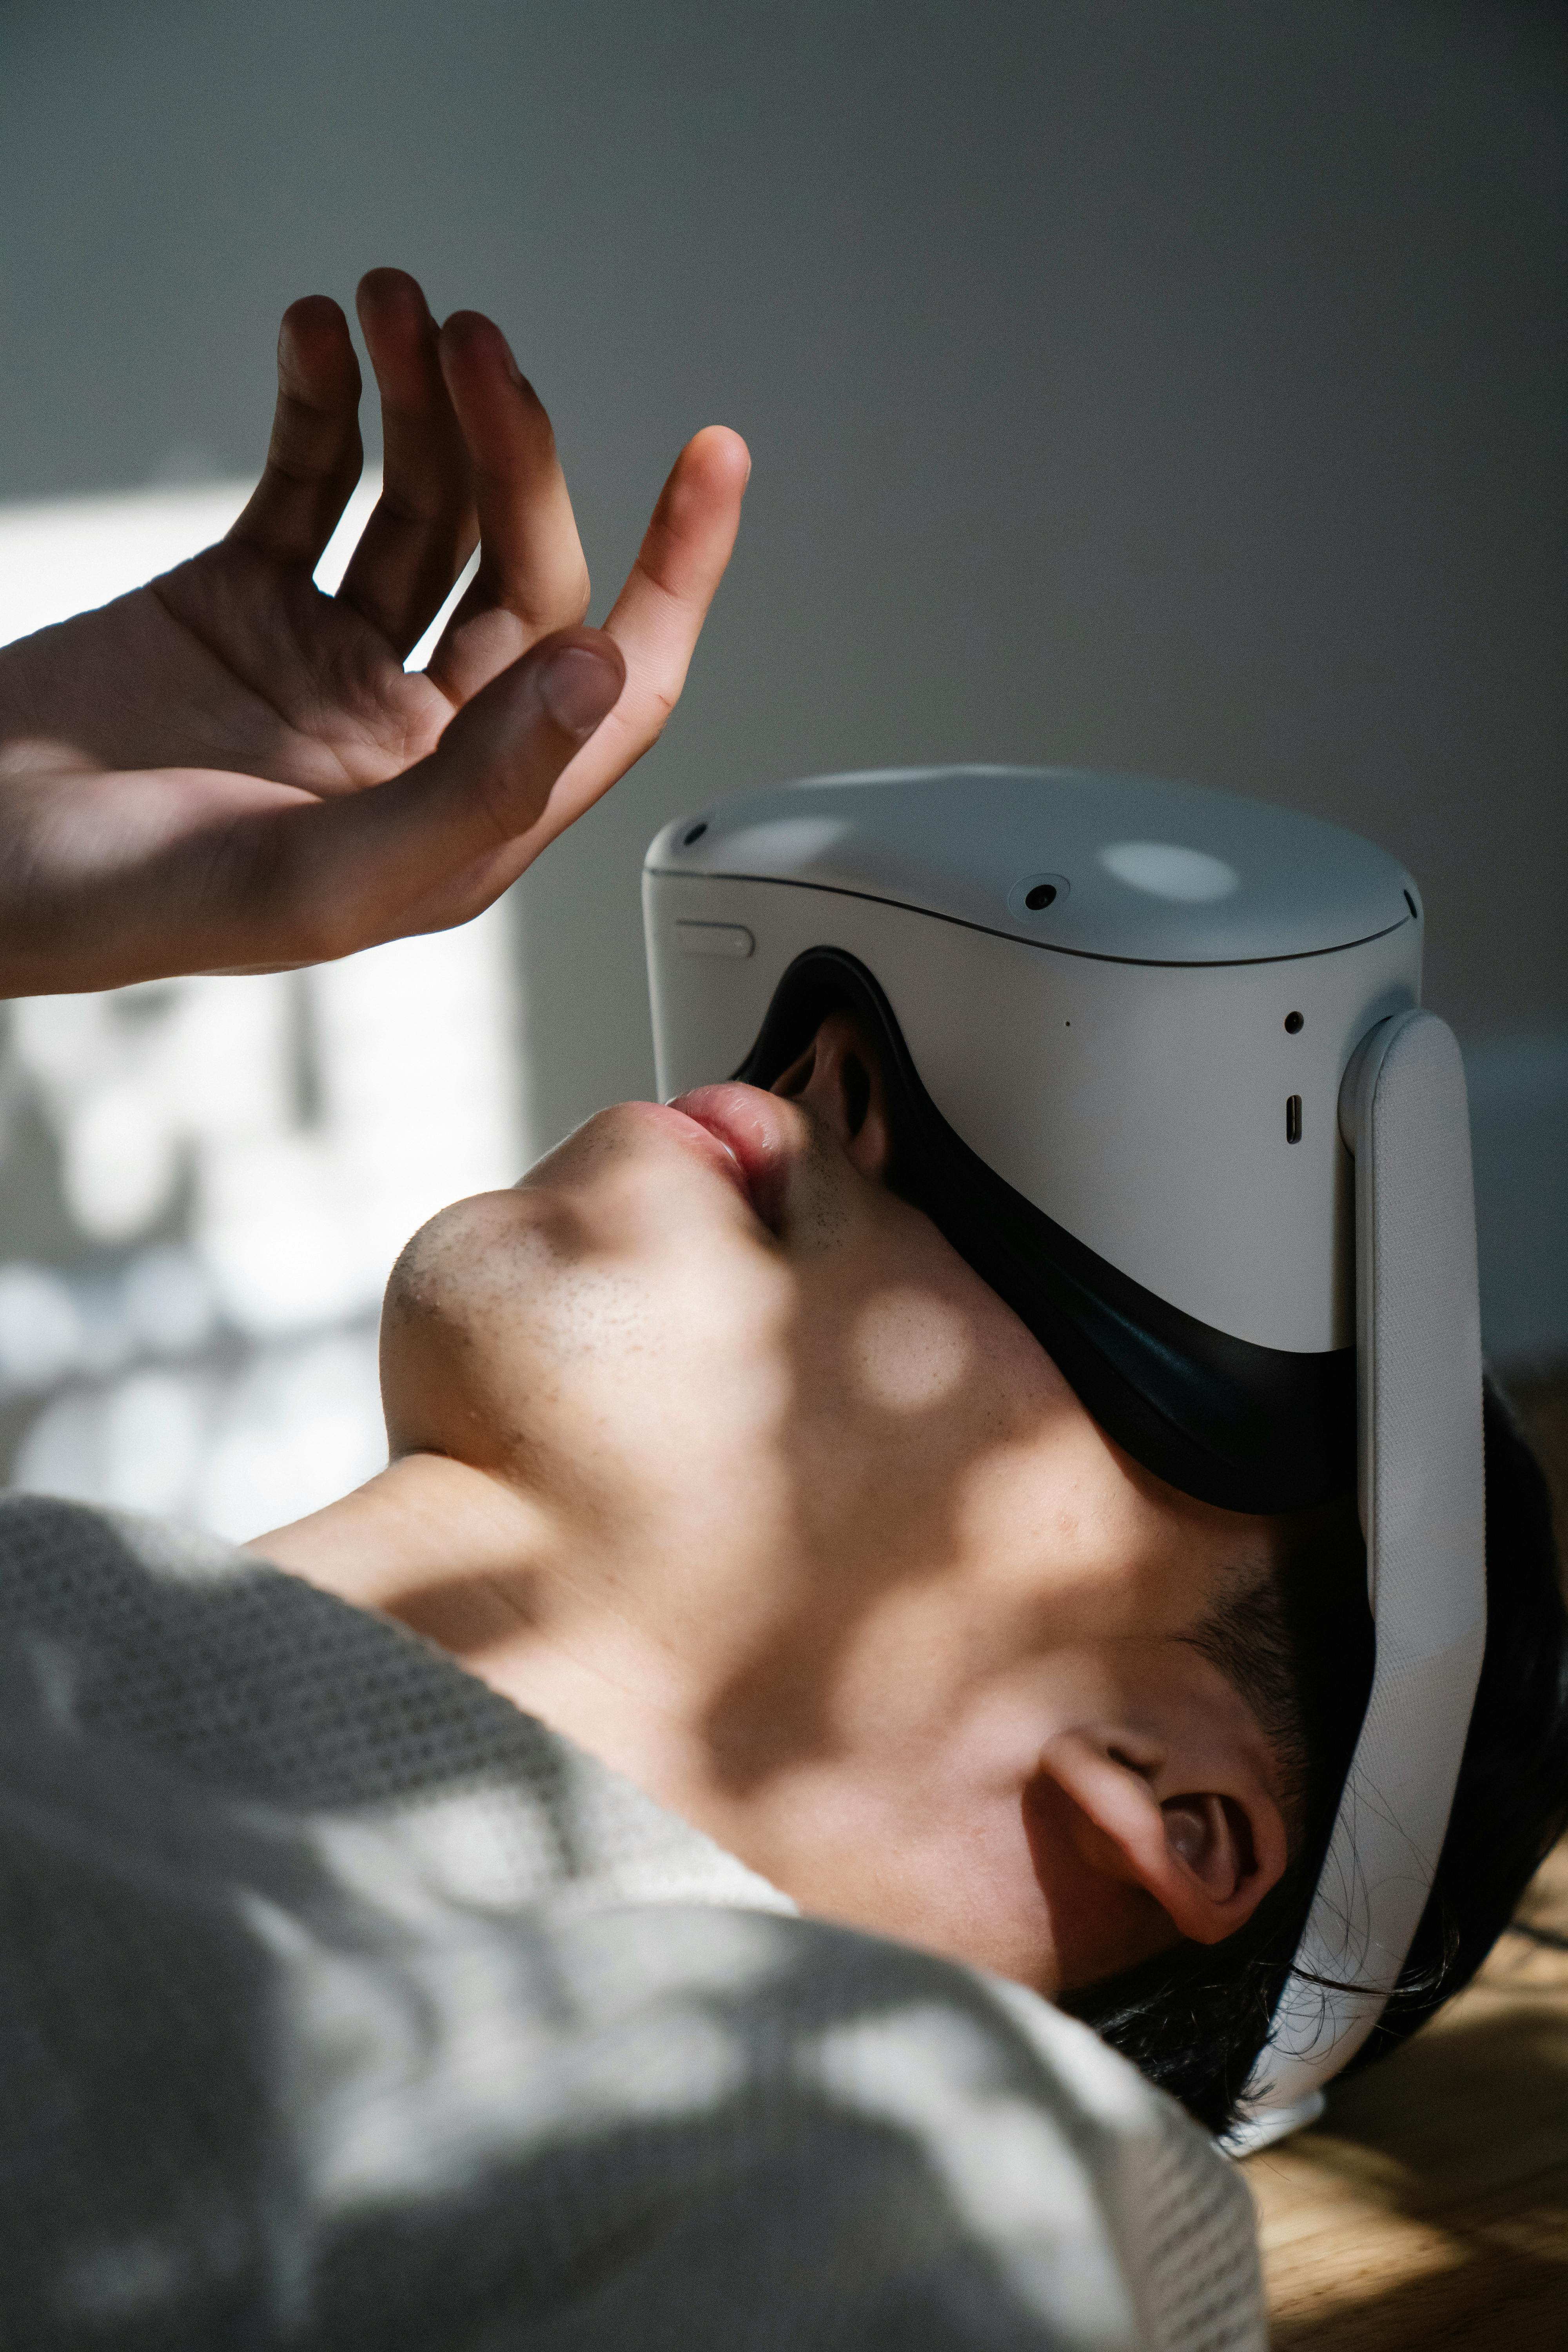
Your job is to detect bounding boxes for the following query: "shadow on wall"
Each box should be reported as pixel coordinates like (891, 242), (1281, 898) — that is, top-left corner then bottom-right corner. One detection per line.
(0, 926), (525, 1540)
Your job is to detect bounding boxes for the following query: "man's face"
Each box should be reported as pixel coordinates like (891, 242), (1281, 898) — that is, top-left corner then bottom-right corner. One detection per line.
(380, 1015), (1288, 1992)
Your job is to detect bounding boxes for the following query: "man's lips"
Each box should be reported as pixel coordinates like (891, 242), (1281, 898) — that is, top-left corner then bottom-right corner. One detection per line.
(660, 1083), (794, 1227)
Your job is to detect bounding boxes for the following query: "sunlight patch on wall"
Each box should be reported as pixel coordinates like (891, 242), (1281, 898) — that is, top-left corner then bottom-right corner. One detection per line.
(0, 478), (519, 1539)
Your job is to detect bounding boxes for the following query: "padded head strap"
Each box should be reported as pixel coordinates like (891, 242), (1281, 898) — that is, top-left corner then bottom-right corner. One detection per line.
(1236, 1010), (1487, 2136)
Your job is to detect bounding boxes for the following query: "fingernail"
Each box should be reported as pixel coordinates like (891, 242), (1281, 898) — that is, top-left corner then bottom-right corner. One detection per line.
(539, 645), (620, 737)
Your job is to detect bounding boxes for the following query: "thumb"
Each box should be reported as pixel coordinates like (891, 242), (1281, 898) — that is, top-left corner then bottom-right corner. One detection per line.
(252, 626), (625, 960)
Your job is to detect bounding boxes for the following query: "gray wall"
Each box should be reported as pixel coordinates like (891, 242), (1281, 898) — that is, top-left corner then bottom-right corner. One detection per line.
(2, 0), (1564, 1335)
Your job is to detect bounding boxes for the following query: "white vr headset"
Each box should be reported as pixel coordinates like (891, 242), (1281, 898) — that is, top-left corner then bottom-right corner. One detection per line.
(643, 765), (1486, 2144)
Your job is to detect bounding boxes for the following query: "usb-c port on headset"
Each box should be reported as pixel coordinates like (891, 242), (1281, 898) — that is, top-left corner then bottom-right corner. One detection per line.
(1286, 1095), (1303, 1146)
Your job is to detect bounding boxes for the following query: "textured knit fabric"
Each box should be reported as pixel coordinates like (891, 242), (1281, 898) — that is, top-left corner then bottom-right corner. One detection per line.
(0, 1495), (1263, 2350)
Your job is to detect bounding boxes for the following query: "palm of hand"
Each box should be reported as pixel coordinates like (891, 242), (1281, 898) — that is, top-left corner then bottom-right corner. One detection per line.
(0, 270), (748, 993)
(20, 548), (440, 797)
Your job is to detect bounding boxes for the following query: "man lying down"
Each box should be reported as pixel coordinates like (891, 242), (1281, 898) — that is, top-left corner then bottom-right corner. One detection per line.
(2, 271), (1565, 2352)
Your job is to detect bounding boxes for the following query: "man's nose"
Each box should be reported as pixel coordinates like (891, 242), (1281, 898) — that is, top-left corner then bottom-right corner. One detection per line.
(789, 1015), (893, 1180)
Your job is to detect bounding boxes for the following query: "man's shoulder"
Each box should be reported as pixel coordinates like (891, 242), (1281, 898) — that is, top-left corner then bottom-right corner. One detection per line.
(0, 1488), (525, 1806)
(0, 1490), (776, 1912)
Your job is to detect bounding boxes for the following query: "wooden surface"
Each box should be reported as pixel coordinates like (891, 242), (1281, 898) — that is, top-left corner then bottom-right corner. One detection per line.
(1245, 1372), (1568, 2348)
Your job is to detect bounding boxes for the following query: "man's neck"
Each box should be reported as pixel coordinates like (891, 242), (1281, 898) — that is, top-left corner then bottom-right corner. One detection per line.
(251, 1451), (543, 1635)
(247, 1450), (733, 1816)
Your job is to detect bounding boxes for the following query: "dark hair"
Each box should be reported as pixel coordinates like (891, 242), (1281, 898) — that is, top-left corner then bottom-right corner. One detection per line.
(1060, 1376), (1568, 2136)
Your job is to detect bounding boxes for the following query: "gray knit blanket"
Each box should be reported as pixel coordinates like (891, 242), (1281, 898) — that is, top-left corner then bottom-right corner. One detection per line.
(0, 1494), (1263, 2349)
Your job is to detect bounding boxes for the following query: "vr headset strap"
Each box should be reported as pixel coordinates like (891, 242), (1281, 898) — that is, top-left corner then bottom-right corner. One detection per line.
(1239, 1009), (1486, 2130)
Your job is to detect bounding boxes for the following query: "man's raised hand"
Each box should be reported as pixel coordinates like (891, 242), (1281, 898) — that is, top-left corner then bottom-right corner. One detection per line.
(0, 269), (749, 995)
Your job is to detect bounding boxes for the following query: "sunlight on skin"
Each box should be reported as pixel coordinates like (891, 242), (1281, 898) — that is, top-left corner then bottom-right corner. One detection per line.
(256, 1024), (1292, 2001)
(852, 1285), (974, 1412)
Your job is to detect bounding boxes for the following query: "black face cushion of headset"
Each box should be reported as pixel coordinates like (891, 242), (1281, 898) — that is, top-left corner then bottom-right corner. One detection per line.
(734, 946), (1355, 1516)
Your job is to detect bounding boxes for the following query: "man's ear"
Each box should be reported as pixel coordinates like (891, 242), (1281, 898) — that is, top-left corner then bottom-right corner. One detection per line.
(770, 1011), (893, 1181)
(1032, 1720), (1290, 1956)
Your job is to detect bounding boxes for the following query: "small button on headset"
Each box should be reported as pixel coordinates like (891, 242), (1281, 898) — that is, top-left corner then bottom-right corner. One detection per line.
(1006, 872), (1071, 921)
